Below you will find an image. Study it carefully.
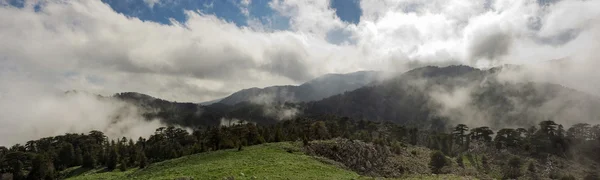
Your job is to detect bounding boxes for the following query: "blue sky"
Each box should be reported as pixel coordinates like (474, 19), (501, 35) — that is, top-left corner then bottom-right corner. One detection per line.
(1, 0), (598, 103)
(1, 0), (600, 144)
(98, 0), (361, 29)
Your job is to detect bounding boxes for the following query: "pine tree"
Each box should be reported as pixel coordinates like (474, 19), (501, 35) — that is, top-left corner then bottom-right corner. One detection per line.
(274, 126), (284, 142)
(10, 159), (24, 180)
(107, 146), (119, 171)
(119, 159), (127, 172)
(27, 155), (51, 180)
(503, 156), (523, 179)
(82, 151), (96, 169)
(138, 152), (148, 169)
(429, 151), (448, 174)
(128, 139), (137, 166)
(58, 143), (75, 169)
(74, 147), (83, 166)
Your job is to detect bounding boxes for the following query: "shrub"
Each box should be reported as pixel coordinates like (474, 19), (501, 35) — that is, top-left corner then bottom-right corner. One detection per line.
(429, 151), (449, 174)
(139, 153), (148, 169)
(527, 162), (536, 173)
(119, 159), (127, 172)
(82, 152), (96, 169)
(391, 141), (403, 154)
(410, 150), (417, 156)
(503, 156), (523, 179)
(481, 155), (489, 170)
(305, 138), (398, 177)
(456, 156), (464, 168)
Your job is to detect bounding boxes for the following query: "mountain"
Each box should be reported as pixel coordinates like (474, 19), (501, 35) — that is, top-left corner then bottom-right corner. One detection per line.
(217, 71), (382, 105)
(303, 65), (600, 130)
(199, 98), (223, 105)
(110, 65), (600, 131)
(114, 92), (229, 127)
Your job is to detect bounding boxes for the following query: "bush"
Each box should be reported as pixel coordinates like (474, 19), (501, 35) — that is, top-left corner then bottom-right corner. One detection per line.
(119, 159), (127, 172)
(410, 150), (417, 156)
(139, 153), (148, 168)
(429, 151), (449, 174)
(305, 138), (399, 177)
(527, 162), (536, 173)
(82, 152), (96, 169)
(391, 141), (402, 154)
(503, 156), (523, 179)
(456, 156), (464, 168)
(481, 155), (489, 170)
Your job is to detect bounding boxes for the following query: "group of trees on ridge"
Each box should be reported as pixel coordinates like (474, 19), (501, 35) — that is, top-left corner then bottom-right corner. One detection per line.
(1, 116), (600, 179)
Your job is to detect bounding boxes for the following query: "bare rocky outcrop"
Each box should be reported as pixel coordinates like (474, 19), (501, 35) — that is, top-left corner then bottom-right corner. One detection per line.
(304, 138), (404, 177)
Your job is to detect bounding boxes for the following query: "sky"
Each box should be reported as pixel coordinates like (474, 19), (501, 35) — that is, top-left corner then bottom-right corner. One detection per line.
(1, 0), (599, 102)
(1, 0), (600, 145)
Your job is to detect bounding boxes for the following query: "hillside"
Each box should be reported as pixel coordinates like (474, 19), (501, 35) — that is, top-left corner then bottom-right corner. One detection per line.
(62, 142), (470, 180)
(62, 142), (359, 180)
(217, 71), (381, 105)
(304, 65), (600, 130)
(110, 65), (600, 131)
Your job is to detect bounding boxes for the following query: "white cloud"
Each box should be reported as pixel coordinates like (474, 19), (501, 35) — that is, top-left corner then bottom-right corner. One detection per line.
(0, 0), (596, 102)
(144, 0), (161, 8)
(1, 0), (600, 144)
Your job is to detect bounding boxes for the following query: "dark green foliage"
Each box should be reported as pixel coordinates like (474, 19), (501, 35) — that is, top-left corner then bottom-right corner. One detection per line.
(456, 156), (464, 168)
(302, 135), (309, 147)
(27, 155), (54, 180)
(503, 156), (523, 179)
(139, 152), (147, 169)
(12, 159), (24, 180)
(128, 140), (137, 166)
(527, 162), (536, 173)
(410, 150), (417, 156)
(107, 146), (119, 171)
(310, 121), (330, 140)
(429, 151), (449, 174)
(82, 151), (96, 169)
(481, 155), (489, 171)
(390, 141), (403, 154)
(1, 114), (599, 179)
(274, 126), (284, 142)
(74, 147), (83, 166)
(58, 143), (75, 170)
(119, 159), (127, 172)
(495, 128), (521, 149)
(453, 124), (469, 146)
(471, 127), (494, 142)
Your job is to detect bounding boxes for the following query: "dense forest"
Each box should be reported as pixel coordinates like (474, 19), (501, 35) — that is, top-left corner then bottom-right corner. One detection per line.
(1, 115), (599, 179)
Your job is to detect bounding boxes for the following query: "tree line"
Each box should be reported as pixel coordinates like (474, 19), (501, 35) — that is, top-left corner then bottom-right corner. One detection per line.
(1, 116), (599, 179)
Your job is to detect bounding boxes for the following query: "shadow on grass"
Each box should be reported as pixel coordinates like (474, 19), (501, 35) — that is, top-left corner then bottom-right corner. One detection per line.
(96, 168), (117, 174)
(63, 167), (92, 178)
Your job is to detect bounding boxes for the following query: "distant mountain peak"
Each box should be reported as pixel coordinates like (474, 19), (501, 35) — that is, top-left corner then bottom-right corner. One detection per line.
(217, 71), (382, 105)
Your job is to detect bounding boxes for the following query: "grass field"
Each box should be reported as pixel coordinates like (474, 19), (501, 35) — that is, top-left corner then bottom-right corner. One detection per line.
(64, 142), (362, 180)
(63, 142), (473, 180)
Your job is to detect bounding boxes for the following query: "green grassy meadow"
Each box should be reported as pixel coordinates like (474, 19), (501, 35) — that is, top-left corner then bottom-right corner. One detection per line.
(63, 142), (472, 180)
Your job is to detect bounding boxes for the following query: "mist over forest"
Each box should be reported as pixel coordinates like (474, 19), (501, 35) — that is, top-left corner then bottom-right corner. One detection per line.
(1, 0), (600, 179)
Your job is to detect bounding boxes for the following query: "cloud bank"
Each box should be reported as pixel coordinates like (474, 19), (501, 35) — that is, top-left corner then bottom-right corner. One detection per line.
(1, 0), (599, 144)
(1, 0), (599, 101)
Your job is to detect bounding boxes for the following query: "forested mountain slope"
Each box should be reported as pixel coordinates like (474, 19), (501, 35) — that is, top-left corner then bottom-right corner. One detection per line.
(303, 65), (600, 130)
(217, 71), (381, 105)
